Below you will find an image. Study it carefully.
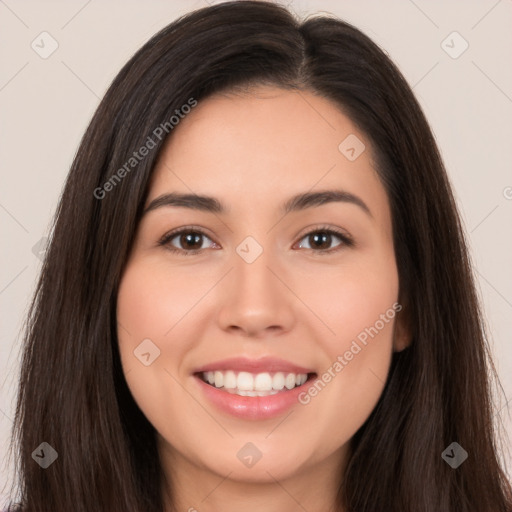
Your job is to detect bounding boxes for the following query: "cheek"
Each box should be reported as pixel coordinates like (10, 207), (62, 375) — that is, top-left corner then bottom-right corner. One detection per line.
(293, 250), (399, 437)
(294, 246), (399, 353)
(115, 260), (186, 391)
(115, 260), (206, 441)
(116, 258), (215, 352)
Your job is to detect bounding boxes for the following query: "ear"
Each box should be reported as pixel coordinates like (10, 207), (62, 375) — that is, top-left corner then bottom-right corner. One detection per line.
(393, 304), (413, 352)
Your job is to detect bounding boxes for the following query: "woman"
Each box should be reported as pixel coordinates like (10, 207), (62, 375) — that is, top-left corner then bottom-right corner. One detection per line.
(4, 1), (512, 511)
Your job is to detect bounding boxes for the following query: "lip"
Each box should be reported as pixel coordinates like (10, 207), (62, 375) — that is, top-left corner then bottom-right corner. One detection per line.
(194, 372), (316, 420)
(192, 357), (317, 420)
(193, 356), (315, 374)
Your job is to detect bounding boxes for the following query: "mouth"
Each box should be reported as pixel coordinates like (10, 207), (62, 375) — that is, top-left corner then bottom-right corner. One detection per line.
(195, 370), (317, 397)
(192, 356), (318, 419)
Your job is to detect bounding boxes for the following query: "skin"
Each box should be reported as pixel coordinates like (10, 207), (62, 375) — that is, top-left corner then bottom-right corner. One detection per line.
(116, 86), (411, 512)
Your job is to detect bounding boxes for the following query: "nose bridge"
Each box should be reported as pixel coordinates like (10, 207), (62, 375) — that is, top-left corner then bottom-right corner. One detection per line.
(216, 235), (295, 335)
(233, 235), (280, 302)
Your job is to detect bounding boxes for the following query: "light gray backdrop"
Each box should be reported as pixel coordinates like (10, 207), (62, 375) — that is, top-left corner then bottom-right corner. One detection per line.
(1, 0), (511, 503)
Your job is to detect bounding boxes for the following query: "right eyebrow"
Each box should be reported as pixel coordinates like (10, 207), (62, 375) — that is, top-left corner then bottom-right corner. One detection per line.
(143, 193), (225, 216)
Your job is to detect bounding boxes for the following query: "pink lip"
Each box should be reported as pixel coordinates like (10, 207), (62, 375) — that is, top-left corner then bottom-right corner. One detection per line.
(193, 356), (315, 374)
(193, 374), (316, 420)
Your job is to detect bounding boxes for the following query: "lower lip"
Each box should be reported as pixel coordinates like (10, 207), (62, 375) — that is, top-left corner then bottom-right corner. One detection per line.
(194, 374), (315, 420)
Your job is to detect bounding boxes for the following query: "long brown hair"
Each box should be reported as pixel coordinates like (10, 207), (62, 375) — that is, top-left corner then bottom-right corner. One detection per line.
(5, 1), (512, 511)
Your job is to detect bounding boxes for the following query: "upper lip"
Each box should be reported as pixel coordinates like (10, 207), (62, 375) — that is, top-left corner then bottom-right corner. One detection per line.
(193, 356), (315, 375)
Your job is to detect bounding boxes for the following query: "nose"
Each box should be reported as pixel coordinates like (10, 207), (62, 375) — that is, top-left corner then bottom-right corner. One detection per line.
(216, 246), (296, 338)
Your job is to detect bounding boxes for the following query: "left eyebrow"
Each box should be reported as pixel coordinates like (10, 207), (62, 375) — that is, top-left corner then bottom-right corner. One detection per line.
(142, 189), (373, 219)
(282, 189), (372, 218)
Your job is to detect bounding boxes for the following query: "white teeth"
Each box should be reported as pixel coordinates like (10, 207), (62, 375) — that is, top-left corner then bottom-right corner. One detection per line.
(272, 372), (285, 390)
(201, 370), (309, 393)
(237, 371), (253, 390)
(228, 389), (280, 397)
(254, 372), (273, 391)
(223, 370), (237, 389)
(285, 373), (296, 389)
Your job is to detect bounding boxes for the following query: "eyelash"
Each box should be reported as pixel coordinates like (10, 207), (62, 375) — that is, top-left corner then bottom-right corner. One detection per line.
(157, 224), (355, 256)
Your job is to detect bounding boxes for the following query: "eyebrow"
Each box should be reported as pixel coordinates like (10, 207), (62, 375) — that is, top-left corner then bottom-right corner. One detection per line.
(143, 189), (372, 218)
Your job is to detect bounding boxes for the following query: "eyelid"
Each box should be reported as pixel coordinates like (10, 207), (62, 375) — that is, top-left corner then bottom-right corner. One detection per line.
(157, 224), (354, 254)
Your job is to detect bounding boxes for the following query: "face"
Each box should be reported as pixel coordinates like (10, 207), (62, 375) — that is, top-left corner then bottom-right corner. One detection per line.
(116, 86), (409, 490)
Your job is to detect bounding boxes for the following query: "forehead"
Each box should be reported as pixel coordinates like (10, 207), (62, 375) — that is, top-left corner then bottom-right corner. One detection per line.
(147, 86), (387, 220)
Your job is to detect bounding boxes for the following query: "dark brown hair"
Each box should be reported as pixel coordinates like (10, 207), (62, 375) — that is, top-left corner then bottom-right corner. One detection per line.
(5, 1), (512, 511)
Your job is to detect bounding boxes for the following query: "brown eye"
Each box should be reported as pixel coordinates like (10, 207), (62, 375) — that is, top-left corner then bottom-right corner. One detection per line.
(295, 228), (354, 254)
(177, 232), (204, 250)
(159, 228), (217, 254)
(307, 232), (334, 250)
